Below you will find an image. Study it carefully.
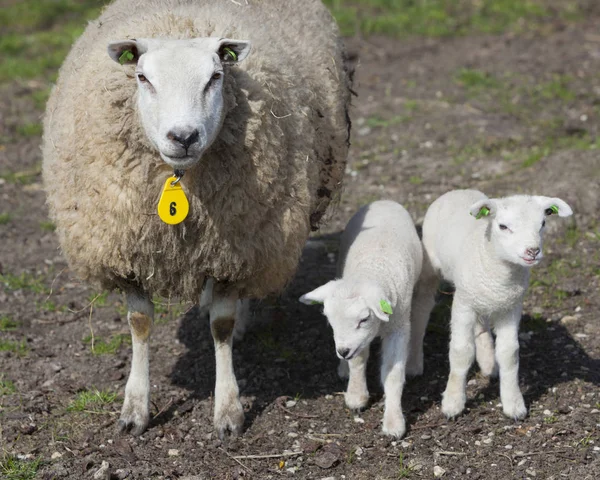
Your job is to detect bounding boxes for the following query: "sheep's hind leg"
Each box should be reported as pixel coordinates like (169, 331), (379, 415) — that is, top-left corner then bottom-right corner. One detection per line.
(345, 345), (370, 410)
(118, 291), (154, 435)
(442, 298), (476, 418)
(210, 284), (244, 438)
(475, 319), (498, 378)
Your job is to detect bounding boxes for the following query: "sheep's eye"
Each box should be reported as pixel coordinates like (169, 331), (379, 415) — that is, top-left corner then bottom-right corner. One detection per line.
(137, 73), (148, 83)
(542, 220), (546, 228)
(358, 317), (369, 327)
(211, 72), (222, 81)
(499, 224), (508, 231)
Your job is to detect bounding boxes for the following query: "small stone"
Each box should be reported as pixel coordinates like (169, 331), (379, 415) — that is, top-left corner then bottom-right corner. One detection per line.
(517, 459), (527, 467)
(286, 400), (297, 408)
(543, 409), (552, 416)
(93, 461), (110, 480)
(483, 438), (492, 444)
(168, 449), (179, 456)
(505, 444), (513, 450)
(325, 395), (333, 400)
(420, 434), (431, 440)
(288, 432), (299, 438)
(354, 447), (364, 456)
(467, 379), (477, 386)
(560, 315), (578, 325)
(433, 465), (446, 477)
(401, 441), (411, 448)
(353, 416), (364, 424)
(525, 468), (536, 477)
(51, 452), (62, 460)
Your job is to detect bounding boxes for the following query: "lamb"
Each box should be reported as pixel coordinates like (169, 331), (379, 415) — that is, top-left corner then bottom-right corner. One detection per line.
(300, 200), (429, 438)
(42, 0), (352, 438)
(419, 189), (573, 419)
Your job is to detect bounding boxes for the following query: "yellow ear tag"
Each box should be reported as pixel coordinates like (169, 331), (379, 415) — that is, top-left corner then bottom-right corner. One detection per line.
(157, 177), (189, 225)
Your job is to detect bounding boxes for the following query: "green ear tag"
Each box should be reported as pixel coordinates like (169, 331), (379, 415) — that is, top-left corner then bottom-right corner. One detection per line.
(550, 204), (559, 214)
(380, 300), (393, 315)
(119, 50), (134, 65)
(223, 47), (237, 61)
(475, 206), (490, 219)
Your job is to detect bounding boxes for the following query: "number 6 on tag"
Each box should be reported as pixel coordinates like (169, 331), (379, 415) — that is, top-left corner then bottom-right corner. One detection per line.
(157, 177), (189, 225)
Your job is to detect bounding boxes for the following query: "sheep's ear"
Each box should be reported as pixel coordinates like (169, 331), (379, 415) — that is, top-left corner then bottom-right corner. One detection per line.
(469, 199), (496, 220)
(108, 39), (147, 65)
(299, 281), (335, 306)
(536, 196), (573, 218)
(370, 299), (392, 322)
(217, 39), (251, 64)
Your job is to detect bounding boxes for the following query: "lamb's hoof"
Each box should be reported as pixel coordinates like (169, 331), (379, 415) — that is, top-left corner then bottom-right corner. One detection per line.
(502, 396), (527, 420)
(382, 413), (406, 438)
(214, 400), (245, 440)
(406, 362), (424, 377)
(441, 393), (466, 419)
(117, 406), (149, 436)
(345, 391), (369, 411)
(479, 361), (499, 379)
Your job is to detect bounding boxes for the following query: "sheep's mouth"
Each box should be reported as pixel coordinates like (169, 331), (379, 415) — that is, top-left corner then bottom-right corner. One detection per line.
(520, 256), (539, 266)
(160, 152), (200, 169)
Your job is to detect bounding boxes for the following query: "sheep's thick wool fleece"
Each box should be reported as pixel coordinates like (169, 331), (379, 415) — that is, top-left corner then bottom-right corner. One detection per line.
(43, 0), (352, 300)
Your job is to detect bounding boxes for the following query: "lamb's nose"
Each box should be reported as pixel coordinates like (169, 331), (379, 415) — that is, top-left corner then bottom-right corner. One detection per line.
(337, 347), (351, 359)
(167, 128), (199, 150)
(526, 247), (540, 258)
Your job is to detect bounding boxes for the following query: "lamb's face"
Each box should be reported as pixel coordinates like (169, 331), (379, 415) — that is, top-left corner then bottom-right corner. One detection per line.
(108, 38), (251, 170)
(469, 195), (573, 268)
(299, 281), (391, 361)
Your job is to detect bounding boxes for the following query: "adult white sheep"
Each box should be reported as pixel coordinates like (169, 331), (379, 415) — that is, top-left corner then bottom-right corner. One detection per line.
(42, 0), (352, 438)
(300, 201), (430, 438)
(420, 189), (572, 420)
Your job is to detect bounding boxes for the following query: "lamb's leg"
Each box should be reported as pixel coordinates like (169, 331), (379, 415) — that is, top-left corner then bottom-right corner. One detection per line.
(406, 272), (436, 376)
(475, 319), (498, 378)
(118, 291), (154, 435)
(210, 284), (244, 438)
(380, 325), (409, 438)
(494, 307), (527, 420)
(442, 298), (476, 418)
(344, 345), (370, 410)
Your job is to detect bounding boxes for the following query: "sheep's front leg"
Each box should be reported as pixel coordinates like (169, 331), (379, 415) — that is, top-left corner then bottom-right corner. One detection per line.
(474, 319), (498, 378)
(494, 307), (527, 420)
(344, 345), (370, 410)
(210, 284), (244, 438)
(442, 299), (476, 418)
(380, 325), (409, 438)
(118, 291), (154, 435)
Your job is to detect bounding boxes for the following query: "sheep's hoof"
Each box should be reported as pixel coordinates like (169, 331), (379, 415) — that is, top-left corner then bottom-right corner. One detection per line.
(382, 412), (406, 438)
(441, 393), (466, 419)
(117, 413), (148, 436)
(345, 391), (369, 411)
(214, 400), (245, 440)
(502, 396), (527, 420)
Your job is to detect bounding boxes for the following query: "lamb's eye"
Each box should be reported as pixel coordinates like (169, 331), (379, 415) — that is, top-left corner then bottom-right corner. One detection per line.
(358, 317), (369, 327)
(499, 224), (508, 231)
(137, 73), (148, 83)
(211, 72), (222, 81)
(542, 220), (546, 228)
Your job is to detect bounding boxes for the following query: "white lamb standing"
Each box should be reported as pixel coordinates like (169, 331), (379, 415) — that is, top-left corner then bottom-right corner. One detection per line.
(300, 200), (430, 438)
(42, 0), (352, 438)
(420, 189), (573, 419)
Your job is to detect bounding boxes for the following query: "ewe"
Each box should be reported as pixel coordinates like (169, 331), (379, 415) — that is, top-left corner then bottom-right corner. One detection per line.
(43, 0), (352, 437)
(420, 189), (572, 419)
(300, 201), (430, 438)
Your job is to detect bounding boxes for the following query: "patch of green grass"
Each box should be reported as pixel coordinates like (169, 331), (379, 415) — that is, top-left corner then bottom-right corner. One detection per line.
(0, 339), (28, 356)
(522, 313), (546, 332)
(153, 295), (186, 325)
(67, 388), (118, 413)
(544, 415), (558, 424)
(456, 68), (501, 92)
(40, 220), (56, 232)
(87, 291), (109, 307)
(0, 455), (41, 480)
(536, 75), (575, 101)
(0, 315), (19, 331)
(323, 0), (573, 38)
(0, 213), (12, 225)
(0, 165), (42, 185)
(365, 114), (410, 129)
(0, 378), (17, 396)
(16, 122), (43, 137)
(521, 145), (551, 168)
(408, 176), (423, 185)
(397, 452), (414, 478)
(83, 333), (131, 355)
(36, 299), (67, 313)
(0, 272), (48, 294)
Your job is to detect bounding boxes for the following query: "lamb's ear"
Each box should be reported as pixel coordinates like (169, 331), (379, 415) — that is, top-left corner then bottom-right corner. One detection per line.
(299, 281), (336, 306)
(536, 196), (573, 218)
(217, 39), (251, 64)
(370, 299), (392, 322)
(469, 198), (496, 220)
(107, 39), (148, 65)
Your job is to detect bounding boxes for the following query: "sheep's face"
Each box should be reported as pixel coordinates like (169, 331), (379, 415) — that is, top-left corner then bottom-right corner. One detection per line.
(299, 281), (391, 360)
(469, 195), (573, 268)
(108, 38), (251, 170)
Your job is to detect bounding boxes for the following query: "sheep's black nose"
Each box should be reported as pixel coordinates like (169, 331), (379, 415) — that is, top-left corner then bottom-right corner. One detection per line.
(167, 128), (199, 150)
(526, 247), (540, 258)
(337, 347), (351, 359)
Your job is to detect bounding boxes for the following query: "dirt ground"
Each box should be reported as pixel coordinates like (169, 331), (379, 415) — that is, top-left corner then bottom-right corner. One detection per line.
(1, 4), (600, 480)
